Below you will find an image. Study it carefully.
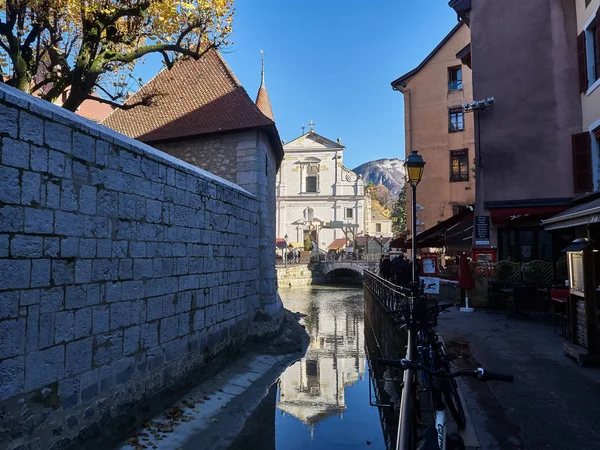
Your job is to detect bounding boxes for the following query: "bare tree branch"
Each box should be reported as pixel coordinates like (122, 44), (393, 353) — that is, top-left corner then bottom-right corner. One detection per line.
(84, 93), (153, 110)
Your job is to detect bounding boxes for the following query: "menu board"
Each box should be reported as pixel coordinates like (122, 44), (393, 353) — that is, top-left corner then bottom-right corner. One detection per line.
(569, 252), (584, 294)
(475, 216), (490, 246)
(422, 257), (437, 275)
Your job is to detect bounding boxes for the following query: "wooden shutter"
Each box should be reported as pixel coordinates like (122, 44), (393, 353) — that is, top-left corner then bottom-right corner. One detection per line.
(578, 31), (588, 93)
(572, 132), (593, 193)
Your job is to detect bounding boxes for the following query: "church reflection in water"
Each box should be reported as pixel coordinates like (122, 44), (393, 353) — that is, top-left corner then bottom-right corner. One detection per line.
(277, 288), (366, 433)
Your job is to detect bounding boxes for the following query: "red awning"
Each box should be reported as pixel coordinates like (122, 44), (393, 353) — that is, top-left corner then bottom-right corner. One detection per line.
(489, 206), (567, 224)
(275, 238), (287, 250)
(328, 238), (348, 250)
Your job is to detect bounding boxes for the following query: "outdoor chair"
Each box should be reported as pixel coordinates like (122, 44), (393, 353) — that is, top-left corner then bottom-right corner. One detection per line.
(507, 285), (537, 318)
(487, 281), (508, 311)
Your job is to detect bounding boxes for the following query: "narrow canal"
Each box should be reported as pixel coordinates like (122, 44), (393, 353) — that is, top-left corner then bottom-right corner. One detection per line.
(229, 286), (399, 450)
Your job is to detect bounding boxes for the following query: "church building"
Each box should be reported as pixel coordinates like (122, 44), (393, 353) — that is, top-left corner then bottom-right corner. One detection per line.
(276, 127), (369, 252)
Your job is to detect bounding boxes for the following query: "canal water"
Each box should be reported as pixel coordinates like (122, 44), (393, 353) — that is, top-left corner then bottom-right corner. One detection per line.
(230, 286), (399, 450)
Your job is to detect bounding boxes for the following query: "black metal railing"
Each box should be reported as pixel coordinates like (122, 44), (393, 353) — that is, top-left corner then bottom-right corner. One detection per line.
(364, 270), (411, 313)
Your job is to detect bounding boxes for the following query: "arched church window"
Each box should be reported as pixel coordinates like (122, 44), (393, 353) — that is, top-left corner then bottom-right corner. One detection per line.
(304, 207), (315, 222)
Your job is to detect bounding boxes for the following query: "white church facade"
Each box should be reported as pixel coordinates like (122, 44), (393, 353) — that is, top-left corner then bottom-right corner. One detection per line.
(276, 130), (369, 252)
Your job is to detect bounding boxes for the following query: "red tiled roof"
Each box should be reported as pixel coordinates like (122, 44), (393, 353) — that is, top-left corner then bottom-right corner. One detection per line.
(255, 85), (274, 121)
(102, 49), (277, 144)
(76, 98), (114, 122)
(328, 238), (348, 250)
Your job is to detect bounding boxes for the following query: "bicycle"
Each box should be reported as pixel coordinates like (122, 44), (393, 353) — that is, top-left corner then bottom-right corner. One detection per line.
(380, 282), (514, 450)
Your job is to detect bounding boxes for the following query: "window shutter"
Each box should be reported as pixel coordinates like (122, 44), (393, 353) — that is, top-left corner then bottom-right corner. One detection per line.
(578, 31), (588, 93)
(572, 132), (593, 193)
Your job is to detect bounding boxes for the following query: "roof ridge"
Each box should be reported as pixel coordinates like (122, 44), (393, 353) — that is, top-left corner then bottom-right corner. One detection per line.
(214, 50), (243, 88)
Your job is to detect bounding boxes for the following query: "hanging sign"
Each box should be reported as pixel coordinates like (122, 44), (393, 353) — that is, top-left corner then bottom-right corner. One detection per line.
(475, 216), (490, 246)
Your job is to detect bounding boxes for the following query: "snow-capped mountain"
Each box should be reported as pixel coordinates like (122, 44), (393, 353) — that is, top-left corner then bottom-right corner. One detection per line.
(352, 158), (405, 195)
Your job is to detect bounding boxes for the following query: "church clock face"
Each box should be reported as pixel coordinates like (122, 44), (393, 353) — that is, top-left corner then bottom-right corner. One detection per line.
(345, 173), (352, 182)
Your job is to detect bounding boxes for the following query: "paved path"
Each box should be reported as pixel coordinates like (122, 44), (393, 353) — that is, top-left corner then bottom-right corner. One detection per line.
(438, 309), (600, 450)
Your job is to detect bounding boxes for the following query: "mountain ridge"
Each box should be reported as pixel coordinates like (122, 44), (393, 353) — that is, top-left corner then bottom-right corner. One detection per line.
(353, 158), (405, 196)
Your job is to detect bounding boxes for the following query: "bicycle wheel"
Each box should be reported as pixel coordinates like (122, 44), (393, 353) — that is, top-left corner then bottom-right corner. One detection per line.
(441, 368), (466, 429)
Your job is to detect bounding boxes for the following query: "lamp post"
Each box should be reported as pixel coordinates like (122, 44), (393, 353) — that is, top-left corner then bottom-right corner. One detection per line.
(284, 234), (289, 267)
(404, 150), (425, 294)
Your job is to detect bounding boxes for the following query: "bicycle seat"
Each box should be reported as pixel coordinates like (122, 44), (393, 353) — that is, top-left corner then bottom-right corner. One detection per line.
(417, 427), (439, 450)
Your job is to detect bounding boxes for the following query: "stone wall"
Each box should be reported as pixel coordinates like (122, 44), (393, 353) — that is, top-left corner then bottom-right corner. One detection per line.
(276, 264), (323, 289)
(0, 84), (261, 450)
(152, 130), (281, 319)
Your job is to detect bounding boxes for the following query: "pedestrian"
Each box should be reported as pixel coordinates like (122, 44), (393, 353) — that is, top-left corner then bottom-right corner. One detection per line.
(391, 255), (402, 285)
(380, 254), (392, 281)
(398, 254), (411, 288)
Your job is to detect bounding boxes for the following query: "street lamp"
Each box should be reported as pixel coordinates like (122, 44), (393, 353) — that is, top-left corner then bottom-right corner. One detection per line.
(405, 150), (425, 292)
(284, 234), (289, 267)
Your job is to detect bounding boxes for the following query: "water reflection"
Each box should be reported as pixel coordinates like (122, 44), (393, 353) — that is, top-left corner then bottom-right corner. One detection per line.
(274, 286), (385, 449)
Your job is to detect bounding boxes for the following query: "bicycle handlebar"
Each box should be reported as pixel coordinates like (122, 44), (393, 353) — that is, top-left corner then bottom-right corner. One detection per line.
(378, 358), (514, 383)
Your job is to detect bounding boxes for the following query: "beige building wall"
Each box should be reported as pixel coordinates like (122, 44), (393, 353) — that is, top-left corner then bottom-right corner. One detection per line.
(577, 0), (600, 189)
(397, 24), (475, 235)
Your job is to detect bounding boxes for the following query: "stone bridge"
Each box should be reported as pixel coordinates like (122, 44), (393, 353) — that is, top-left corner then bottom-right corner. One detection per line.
(319, 260), (379, 278)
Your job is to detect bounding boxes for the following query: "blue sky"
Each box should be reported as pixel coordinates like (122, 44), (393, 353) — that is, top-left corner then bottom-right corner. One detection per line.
(138, 1), (459, 169)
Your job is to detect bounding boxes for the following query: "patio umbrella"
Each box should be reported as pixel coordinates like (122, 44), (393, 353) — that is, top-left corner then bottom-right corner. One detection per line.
(458, 253), (475, 290)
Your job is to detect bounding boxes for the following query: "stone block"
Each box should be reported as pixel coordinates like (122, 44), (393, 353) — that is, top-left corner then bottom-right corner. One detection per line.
(110, 301), (131, 330)
(0, 102), (18, 137)
(0, 259), (30, 289)
(2, 138), (29, 168)
(97, 189), (118, 217)
(146, 200), (163, 223)
(74, 307), (92, 339)
(0, 166), (20, 204)
(10, 234), (43, 258)
(92, 259), (118, 281)
(178, 312), (191, 336)
(122, 280), (144, 301)
(60, 180), (78, 211)
(66, 285), (87, 309)
(24, 208), (53, 234)
(19, 111), (44, 145)
(96, 239), (111, 258)
(0, 292), (19, 319)
(119, 259), (133, 280)
(60, 237), (79, 258)
(40, 287), (64, 313)
(140, 322), (158, 349)
(80, 369), (98, 402)
(0, 356), (24, 401)
(66, 337), (93, 376)
(124, 326), (140, 355)
(93, 306), (109, 334)
(48, 150), (65, 177)
(73, 132), (95, 162)
(0, 233), (7, 257)
(0, 318), (25, 358)
(20, 289), (40, 306)
(93, 331), (123, 366)
(162, 294), (176, 317)
(0, 205), (23, 232)
(82, 284), (98, 307)
(130, 299), (146, 325)
(99, 364), (114, 393)
(115, 356), (135, 385)
(58, 376), (79, 410)
(45, 121), (71, 152)
(26, 304), (39, 352)
(31, 259), (51, 288)
(55, 311), (74, 344)
(146, 296), (162, 321)
(46, 180), (60, 209)
(55, 211), (83, 236)
(21, 171), (41, 205)
(79, 238), (97, 258)
(129, 242), (146, 258)
(75, 259), (92, 284)
(25, 345), (65, 391)
(84, 216), (109, 240)
(118, 193), (136, 220)
(52, 260), (74, 285)
(79, 185), (97, 215)
(39, 313), (55, 349)
(30, 145), (48, 172)
(159, 315), (178, 343)
(112, 240), (128, 258)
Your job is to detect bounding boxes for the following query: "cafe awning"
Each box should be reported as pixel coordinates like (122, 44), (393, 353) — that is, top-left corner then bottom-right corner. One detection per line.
(407, 207), (474, 249)
(288, 242), (304, 249)
(275, 238), (287, 250)
(542, 196), (600, 231)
